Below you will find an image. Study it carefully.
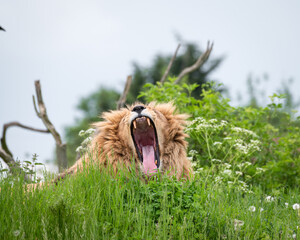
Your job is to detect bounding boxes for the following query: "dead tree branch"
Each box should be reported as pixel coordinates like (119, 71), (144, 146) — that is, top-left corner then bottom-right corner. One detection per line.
(32, 80), (67, 172)
(117, 75), (132, 110)
(0, 147), (30, 180)
(1, 122), (49, 157)
(160, 44), (181, 83)
(0, 147), (16, 168)
(174, 41), (214, 84)
(0, 121), (49, 181)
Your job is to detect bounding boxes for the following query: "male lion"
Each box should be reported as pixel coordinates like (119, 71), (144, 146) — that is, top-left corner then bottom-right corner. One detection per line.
(60, 102), (192, 180)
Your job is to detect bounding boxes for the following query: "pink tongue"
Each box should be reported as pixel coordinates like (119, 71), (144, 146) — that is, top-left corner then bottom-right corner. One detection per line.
(142, 145), (157, 175)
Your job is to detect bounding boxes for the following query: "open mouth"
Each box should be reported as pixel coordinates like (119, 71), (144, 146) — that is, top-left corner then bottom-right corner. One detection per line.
(130, 116), (160, 175)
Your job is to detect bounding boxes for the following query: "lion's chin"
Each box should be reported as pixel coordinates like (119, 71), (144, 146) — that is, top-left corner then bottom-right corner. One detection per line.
(130, 116), (160, 175)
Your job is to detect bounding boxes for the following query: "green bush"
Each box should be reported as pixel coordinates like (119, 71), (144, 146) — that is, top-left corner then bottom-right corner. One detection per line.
(140, 78), (300, 190)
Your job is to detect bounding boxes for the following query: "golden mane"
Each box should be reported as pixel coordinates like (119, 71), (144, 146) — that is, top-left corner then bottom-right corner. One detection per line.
(62, 102), (192, 180)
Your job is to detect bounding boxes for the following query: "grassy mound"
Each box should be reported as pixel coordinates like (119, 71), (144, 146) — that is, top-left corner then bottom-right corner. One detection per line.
(1, 165), (299, 239)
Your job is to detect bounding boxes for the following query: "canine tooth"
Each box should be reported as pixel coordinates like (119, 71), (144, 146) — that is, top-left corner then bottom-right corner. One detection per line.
(133, 120), (137, 129)
(155, 160), (157, 165)
(147, 118), (150, 126)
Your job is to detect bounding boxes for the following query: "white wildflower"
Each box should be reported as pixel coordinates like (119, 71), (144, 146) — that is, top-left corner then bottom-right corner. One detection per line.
(78, 130), (86, 137)
(209, 119), (218, 123)
(237, 163), (244, 169)
(256, 167), (265, 174)
(212, 159), (222, 163)
(265, 196), (275, 202)
(231, 127), (258, 137)
(292, 233), (296, 239)
(82, 136), (92, 146)
(235, 171), (243, 176)
(234, 219), (244, 231)
(191, 162), (197, 167)
(249, 206), (256, 212)
(13, 230), (20, 237)
(285, 203), (289, 208)
(86, 128), (96, 135)
(223, 163), (231, 169)
(292, 203), (300, 210)
(223, 169), (232, 176)
(220, 120), (228, 126)
(76, 146), (83, 153)
(193, 168), (203, 174)
(233, 139), (249, 154)
(224, 137), (232, 140)
(260, 208), (264, 212)
(232, 127), (242, 132)
(215, 176), (223, 183)
(189, 150), (198, 156)
(213, 142), (222, 146)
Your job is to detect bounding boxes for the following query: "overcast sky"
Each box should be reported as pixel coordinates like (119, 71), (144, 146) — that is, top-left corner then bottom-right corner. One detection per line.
(1, 0), (299, 172)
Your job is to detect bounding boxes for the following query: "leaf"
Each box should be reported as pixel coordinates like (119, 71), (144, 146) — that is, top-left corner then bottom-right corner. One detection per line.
(34, 163), (44, 166)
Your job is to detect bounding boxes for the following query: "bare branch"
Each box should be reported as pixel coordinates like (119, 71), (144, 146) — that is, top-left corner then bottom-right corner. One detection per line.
(0, 147), (15, 167)
(1, 121), (49, 157)
(32, 95), (40, 117)
(32, 80), (67, 172)
(160, 44), (181, 83)
(117, 75), (132, 110)
(33, 80), (63, 145)
(174, 41), (214, 84)
(0, 147), (30, 180)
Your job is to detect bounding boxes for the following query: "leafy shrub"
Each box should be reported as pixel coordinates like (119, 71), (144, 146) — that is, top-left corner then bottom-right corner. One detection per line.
(140, 78), (300, 189)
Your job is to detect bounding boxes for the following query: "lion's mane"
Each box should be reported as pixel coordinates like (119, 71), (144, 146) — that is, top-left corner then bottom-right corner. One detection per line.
(64, 102), (192, 180)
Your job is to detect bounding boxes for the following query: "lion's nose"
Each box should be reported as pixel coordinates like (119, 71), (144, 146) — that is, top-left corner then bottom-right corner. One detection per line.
(132, 105), (145, 113)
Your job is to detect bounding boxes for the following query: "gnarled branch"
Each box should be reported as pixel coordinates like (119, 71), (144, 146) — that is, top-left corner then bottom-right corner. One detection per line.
(1, 121), (49, 158)
(174, 41), (214, 84)
(117, 75), (132, 110)
(32, 80), (67, 172)
(0, 147), (30, 181)
(0, 147), (16, 168)
(160, 44), (181, 83)
(33, 81), (62, 145)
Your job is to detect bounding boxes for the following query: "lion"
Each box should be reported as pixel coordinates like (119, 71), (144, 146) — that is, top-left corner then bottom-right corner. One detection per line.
(58, 102), (192, 181)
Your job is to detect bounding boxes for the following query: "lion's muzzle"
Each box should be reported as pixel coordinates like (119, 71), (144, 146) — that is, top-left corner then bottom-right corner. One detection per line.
(130, 107), (160, 176)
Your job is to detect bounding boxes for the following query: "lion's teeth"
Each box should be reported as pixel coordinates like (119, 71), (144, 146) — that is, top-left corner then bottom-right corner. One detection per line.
(147, 118), (151, 126)
(133, 120), (137, 129)
(155, 160), (157, 165)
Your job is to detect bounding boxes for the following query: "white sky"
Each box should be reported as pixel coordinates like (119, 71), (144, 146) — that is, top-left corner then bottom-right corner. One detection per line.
(1, 0), (299, 172)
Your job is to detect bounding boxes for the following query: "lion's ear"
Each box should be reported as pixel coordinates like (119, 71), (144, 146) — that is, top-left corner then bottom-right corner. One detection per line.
(153, 102), (189, 123)
(150, 102), (176, 116)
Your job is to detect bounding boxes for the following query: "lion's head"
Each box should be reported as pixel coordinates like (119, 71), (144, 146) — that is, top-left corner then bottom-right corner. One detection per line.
(67, 102), (192, 180)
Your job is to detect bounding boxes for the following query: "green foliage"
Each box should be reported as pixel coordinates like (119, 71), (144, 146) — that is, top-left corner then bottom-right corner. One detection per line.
(0, 153), (44, 183)
(140, 79), (300, 190)
(1, 165), (299, 239)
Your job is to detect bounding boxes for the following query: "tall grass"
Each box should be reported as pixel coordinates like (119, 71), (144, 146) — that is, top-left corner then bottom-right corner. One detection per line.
(1, 164), (299, 239)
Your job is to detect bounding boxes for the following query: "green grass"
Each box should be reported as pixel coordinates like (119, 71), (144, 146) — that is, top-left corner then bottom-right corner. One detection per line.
(1, 165), (299, 240)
